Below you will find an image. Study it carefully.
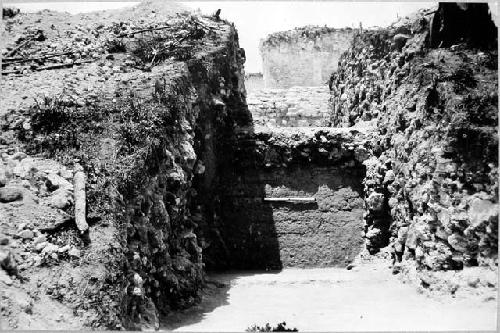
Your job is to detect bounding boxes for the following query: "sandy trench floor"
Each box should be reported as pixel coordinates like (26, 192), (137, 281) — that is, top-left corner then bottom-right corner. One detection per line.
(163, 263), (497, 332)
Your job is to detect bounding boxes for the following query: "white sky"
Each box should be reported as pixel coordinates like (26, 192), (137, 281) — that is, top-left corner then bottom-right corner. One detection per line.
(5, 1), (436, 72)
(186, 2), (435, 72)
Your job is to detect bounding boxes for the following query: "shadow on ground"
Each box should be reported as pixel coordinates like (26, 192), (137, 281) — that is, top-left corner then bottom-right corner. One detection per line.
(160, 271), (282, 331)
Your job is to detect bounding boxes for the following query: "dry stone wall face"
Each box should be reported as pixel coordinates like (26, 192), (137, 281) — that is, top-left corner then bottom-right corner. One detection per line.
(329, 5), (498, 272)
(245, 73), (265, 91)
(247, 86), (331, 127)
(260, 27), (355, 88)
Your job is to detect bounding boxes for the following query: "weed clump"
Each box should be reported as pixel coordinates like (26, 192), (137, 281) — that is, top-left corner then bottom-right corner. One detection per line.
(131, 15), (206, 66)
(246, 322), (298, 332)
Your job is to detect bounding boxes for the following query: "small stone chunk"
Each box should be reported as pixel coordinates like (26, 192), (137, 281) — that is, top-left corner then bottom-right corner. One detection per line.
(0, 187), (23, 203)
(17, 229), (34, 239)
(0, 249), (17, 275)
(45, 173), (72, 191)
(11, 152), (27, 161)
(0, 269), (13, 285)
(68, 248), (81, 258)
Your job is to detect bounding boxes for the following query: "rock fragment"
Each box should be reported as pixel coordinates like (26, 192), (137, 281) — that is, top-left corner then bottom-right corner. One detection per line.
(68, 248), (81, 258)
(49, 188), (73, 209)
(0, 249), (17, 275)
(0, 269), (13, 285)
(17, 230), (34, 239)
(0, 187), (23, 203)
(45, 173), (73, 191)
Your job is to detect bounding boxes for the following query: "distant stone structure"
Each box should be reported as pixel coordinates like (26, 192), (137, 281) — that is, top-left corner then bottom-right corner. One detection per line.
(259, 26), (355, 88)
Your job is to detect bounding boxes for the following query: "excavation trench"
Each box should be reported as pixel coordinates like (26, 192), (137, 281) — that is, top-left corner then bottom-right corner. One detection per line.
(162, 82), (380, 329)
(2, 3), (497, 331)
(162, 117), (496, 332)
(198, 83), (373, 271)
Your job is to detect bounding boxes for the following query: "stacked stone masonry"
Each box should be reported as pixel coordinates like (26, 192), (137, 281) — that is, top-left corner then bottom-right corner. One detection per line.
(329, 4), (498, 272)
(247, 86), (331, 127)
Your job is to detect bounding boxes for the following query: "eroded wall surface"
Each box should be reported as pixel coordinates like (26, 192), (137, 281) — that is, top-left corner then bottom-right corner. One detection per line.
(209, 127), (373, 270)
(216, 166), (365, 269)
(260, 27), (355, 88)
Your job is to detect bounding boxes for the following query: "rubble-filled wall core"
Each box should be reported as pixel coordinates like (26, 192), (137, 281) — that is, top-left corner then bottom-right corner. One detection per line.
(328, 3), (498, 274)
(0, 5), (251, 330)
(260, 26), (355, 88)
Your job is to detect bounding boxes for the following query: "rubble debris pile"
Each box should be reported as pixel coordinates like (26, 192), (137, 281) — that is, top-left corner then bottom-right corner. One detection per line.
(1, 3), (250, 330)
(260, 26), (355, 88)
(329, 3), (498, 274)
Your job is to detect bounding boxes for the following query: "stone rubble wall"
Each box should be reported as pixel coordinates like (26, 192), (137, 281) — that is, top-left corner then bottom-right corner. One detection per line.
(260, 27), (355, 88)
(328, 4), (498, 272)
(247, 86), (331, 127)
(0, 6), (250, 330)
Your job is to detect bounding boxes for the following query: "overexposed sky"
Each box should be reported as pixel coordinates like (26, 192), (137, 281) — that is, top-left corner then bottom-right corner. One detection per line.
(4, 1), (140, 13)
(5, 1), (436, 72)
(186, 2), (435, 72)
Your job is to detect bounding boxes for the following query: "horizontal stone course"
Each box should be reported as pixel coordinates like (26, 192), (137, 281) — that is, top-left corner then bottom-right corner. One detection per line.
(247, 86), (331, 127)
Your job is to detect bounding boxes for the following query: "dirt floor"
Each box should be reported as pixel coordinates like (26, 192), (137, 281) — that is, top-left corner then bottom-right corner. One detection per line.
(162, 256), (497, 332)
